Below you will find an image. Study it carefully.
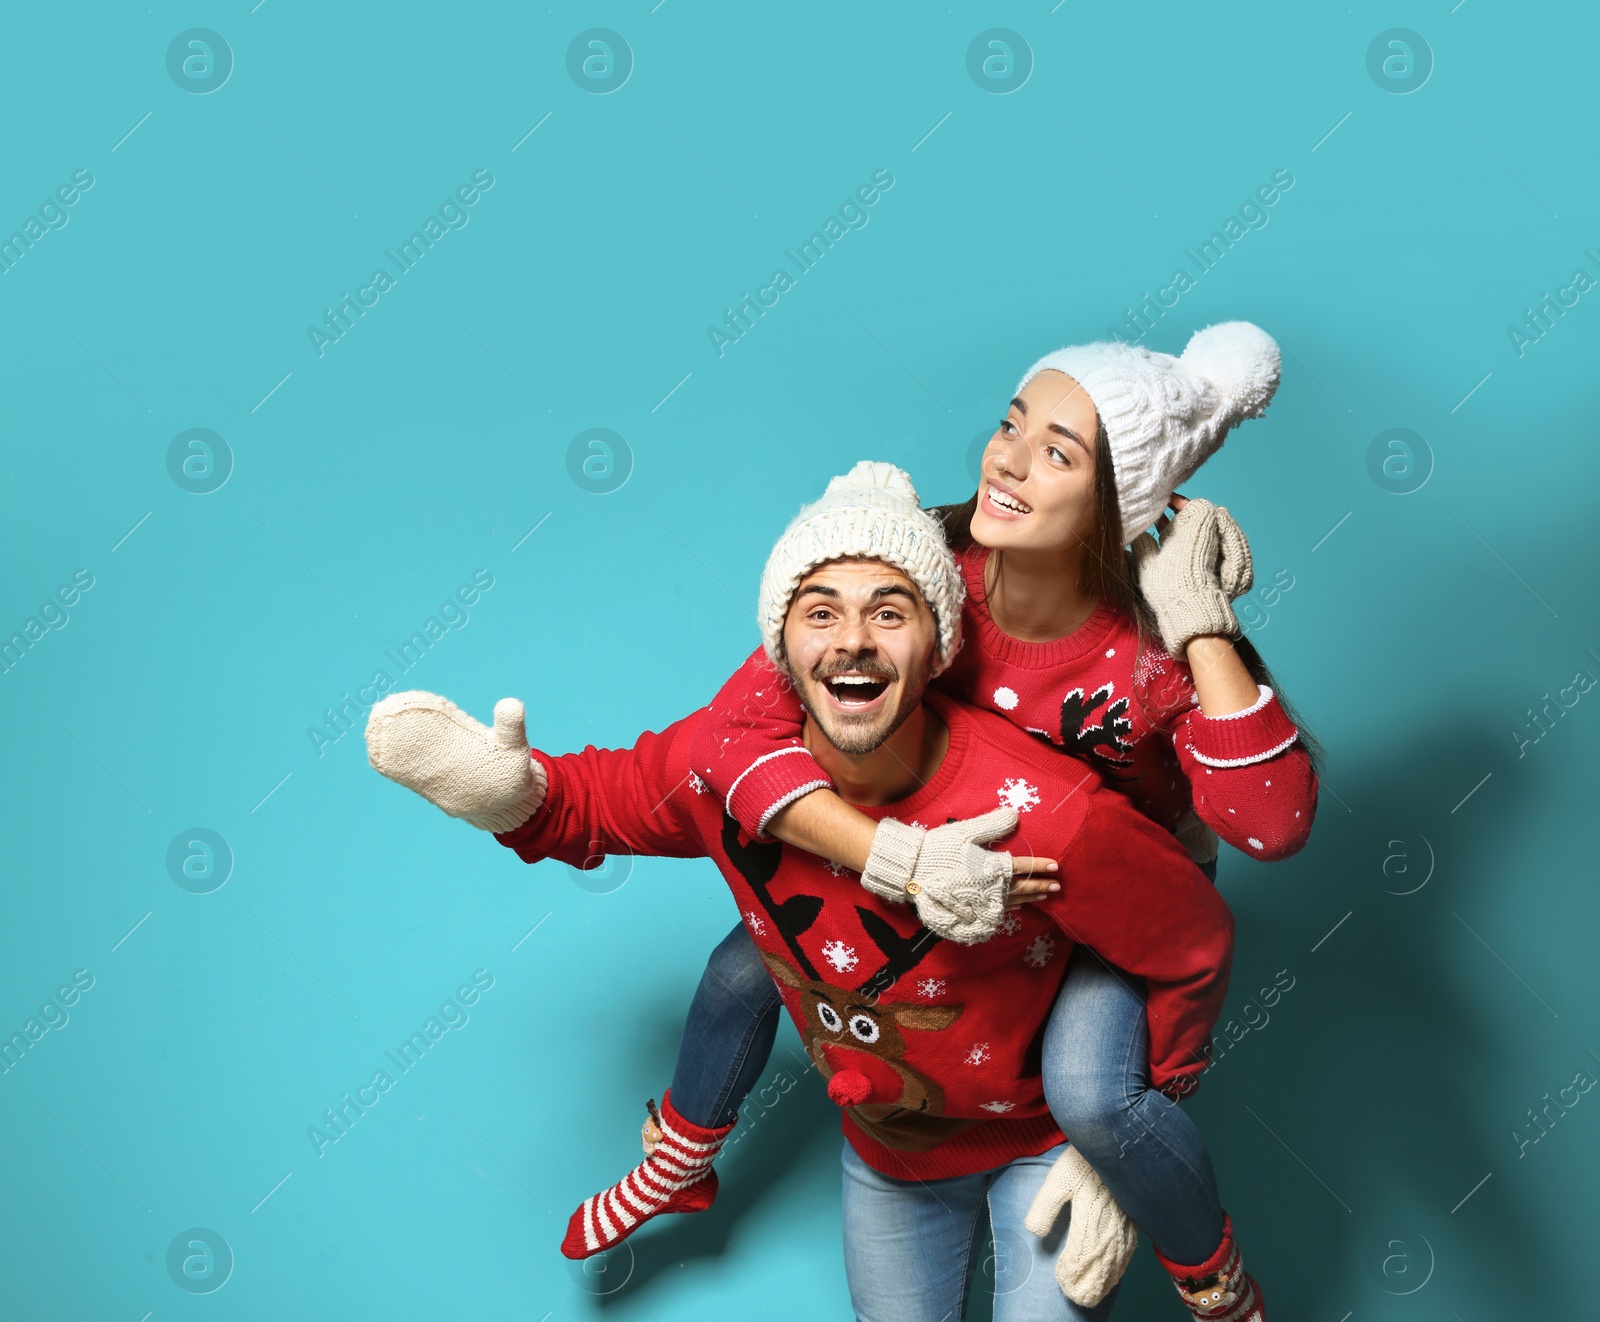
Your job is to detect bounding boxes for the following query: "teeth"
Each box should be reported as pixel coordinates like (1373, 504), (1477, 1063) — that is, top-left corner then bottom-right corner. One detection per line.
(830, 676), (878, 685)
(988, 485), (1030, 514)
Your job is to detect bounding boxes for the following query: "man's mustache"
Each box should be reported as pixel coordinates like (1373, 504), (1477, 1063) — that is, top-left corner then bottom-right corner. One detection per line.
(812, 657), (898, 683)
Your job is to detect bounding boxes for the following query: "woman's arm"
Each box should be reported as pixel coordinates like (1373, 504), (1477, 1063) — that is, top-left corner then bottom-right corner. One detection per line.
(1136, 494), (1318, 858)
(687, 645), (833, 838)
(766, 788), (877, 871)
(1173, 691), (1318, 859)
(1183, 635), (1263, 716)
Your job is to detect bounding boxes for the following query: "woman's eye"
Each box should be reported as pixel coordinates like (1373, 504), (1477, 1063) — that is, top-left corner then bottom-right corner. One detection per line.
(998, 419), (1016, 435)
(1047, 445), (1069, 464)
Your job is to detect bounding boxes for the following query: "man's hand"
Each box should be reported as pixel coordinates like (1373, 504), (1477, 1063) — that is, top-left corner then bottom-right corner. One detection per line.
(861, 808), (1056, 944)
(1024, 1145), (1138, 1307)
(365, 691), (547, 833)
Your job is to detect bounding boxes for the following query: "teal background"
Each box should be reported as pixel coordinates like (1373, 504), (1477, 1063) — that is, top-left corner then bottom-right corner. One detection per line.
(2, 2), (1598, 1317)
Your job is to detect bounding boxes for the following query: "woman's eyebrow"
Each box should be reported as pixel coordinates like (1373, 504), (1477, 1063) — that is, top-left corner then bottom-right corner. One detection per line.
(1047, 421), (1090, 452)
(1014, 394), (1088, 451)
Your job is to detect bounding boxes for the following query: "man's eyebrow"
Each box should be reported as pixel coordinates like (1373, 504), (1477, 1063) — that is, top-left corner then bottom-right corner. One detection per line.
(794, 583), (920, 605)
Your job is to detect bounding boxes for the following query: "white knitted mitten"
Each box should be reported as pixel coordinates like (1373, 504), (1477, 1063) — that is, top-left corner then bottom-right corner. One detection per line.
(1024, 1145), (1139, 1307)
(1131, 498), (1254, 658)
(859, 808), (1017, 944)
(365, 691), (547, 832)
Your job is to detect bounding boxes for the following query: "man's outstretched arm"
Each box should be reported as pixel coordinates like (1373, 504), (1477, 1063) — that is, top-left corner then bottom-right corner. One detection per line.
(366, 690), (708, 868)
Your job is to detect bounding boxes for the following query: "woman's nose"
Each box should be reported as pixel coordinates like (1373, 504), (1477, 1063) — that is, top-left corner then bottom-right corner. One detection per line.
(988, 434), (1026, 480)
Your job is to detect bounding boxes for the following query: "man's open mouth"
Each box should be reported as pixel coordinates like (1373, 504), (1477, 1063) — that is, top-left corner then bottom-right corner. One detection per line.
(821, 672), (892, 711)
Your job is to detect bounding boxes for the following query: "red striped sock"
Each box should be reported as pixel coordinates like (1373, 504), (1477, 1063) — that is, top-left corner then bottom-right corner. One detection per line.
(560, 1090), (733, 1260)
(1152, 1214), (1266, 1321)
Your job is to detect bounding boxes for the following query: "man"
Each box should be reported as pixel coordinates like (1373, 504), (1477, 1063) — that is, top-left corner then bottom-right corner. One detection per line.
(366, 461), (1234, 1321)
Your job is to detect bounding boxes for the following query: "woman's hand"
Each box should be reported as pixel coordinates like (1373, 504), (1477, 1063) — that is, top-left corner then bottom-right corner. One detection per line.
(1005, 866), (1061, 910)
(1146, 494), (1268, 716)
(1131, 493), (1254, 659)
(861, 809), (1060, 943)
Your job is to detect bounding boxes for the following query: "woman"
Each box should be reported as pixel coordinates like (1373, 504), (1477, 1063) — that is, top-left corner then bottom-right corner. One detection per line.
(572, 322), (1317, 1322)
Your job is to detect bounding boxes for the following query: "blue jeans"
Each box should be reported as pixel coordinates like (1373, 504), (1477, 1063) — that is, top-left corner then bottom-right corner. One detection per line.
(841, 1140), (1117, 1322)
(670, 856), (1225, 1265)
(669, 923), (784, 1128)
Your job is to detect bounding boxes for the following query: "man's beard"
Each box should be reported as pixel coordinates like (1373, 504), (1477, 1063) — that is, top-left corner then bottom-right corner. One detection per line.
(793, 652), (932, 755)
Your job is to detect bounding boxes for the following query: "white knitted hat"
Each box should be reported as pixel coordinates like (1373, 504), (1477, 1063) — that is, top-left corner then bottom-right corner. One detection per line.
(1015, 322), (1281, 545)
(758, 460), (964, 673)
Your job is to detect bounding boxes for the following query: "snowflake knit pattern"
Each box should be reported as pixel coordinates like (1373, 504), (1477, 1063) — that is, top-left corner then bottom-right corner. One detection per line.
(499, 691), (1234, 1182)
(693, 542), (1316, 862)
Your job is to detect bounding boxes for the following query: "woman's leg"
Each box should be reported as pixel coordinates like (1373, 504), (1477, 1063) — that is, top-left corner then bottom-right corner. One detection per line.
(561, 920), (780, 1259)
(668, 920), (783, 1127)
(840, 1142), (988, 1322)
(1042, 945), (1266, 1318)
(1041, 946), (1224, 1265)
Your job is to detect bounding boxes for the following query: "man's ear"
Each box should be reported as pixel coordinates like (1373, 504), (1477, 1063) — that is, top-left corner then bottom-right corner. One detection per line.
(761, 950), (805, 989)
(891, 1003), (962, 1031)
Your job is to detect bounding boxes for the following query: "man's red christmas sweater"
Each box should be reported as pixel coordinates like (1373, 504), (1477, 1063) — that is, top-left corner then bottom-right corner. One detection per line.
(496, 690), (1234, 1182)
(691, 541), (1318, 861)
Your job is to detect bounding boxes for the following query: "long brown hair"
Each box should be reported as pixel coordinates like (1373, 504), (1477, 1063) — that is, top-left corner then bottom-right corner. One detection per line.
(929, 420), (1324, 774)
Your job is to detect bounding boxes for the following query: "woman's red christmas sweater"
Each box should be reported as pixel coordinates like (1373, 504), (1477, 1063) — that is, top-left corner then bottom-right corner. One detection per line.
(692, 542), (1317, 860)
(496, 690), (1234, 1181)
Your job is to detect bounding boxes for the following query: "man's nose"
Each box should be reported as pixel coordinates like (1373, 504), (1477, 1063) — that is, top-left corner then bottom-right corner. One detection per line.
(831, 615), (873, 653)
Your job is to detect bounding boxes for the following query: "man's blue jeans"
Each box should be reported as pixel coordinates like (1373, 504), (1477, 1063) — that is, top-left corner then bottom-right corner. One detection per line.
(841, 1140), (1117, 1322)
(669, 858), (1226, 1267)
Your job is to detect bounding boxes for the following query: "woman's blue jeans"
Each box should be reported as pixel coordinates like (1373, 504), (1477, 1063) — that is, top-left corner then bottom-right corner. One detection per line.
(668, 860), (1226, 1267)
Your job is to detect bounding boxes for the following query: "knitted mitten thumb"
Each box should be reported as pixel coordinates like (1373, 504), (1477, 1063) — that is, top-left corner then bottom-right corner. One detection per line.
(365, 691), (547, 832)
(860, 809), (1016, 944)
(1024, 1146), (1139, 1307)
(1212, 504), (1253, 601)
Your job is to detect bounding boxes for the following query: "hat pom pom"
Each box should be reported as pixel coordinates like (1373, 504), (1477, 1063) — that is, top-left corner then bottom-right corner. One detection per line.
(824, 460), (919, 503)
(1180, 322), (1281, 419)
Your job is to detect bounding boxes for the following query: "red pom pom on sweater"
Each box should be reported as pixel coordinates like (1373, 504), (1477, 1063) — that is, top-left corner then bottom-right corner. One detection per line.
(827, 1071), (873, 1107)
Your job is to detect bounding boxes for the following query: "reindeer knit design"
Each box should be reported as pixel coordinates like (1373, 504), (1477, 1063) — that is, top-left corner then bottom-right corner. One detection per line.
(1153, 1213), (1267, 1322)
(498, 691), (1235, 1182)
(559, 1089), (731, 1260)
(690, 542), (1316, 864)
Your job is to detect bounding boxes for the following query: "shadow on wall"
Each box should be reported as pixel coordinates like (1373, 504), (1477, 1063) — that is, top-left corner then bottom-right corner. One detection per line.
(599, 1038), (843, 1307)
(557, 722), (1575, 1316)
(1173, 716), (1566, 1318)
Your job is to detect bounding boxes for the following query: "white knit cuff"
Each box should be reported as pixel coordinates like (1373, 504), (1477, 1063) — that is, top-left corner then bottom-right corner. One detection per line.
(1201, 684), (1271, 720)
(860, 818), (923, 904)
(469, 758), (548, 833)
